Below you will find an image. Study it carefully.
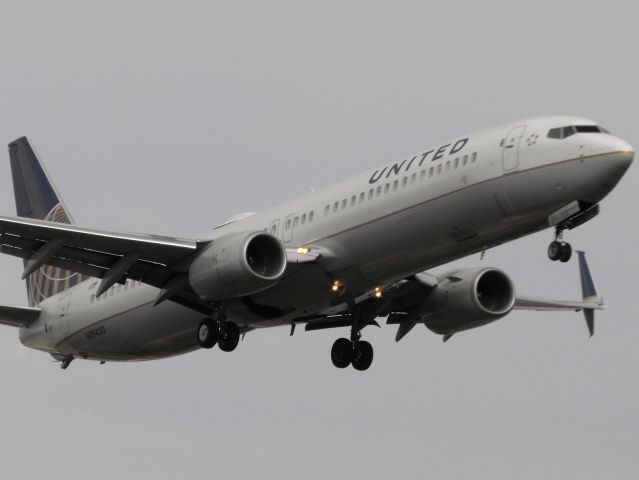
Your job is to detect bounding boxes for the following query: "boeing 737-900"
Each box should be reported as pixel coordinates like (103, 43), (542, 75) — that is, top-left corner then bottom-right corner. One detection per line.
(0, 116), (633, 370)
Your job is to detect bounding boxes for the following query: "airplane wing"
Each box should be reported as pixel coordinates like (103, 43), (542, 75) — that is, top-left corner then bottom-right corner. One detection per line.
(0, 215), (215, 314)
(513, 296), (603, 311)
(513, 251), (602, 335)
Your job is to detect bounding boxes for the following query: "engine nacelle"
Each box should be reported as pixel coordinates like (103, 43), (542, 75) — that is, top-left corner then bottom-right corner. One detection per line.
(189, 231), (287, 301)
(421, 268), (515, 335)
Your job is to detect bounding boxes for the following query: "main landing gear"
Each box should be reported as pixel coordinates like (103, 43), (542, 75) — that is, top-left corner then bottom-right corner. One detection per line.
(331, 335), (374, 371)
(330, 299), (384, 371)
(547, 228), (572, 263)
(197, 313), (241, 353)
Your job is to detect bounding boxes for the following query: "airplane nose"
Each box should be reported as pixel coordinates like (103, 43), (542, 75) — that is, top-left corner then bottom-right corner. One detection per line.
(589, 137), (634, 165)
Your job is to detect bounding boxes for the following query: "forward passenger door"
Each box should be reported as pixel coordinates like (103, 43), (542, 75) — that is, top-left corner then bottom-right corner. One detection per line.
(502, 125), (526, 173)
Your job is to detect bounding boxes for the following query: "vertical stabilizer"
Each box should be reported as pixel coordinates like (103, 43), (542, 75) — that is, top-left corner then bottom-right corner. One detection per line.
(7, 137), (87, 306)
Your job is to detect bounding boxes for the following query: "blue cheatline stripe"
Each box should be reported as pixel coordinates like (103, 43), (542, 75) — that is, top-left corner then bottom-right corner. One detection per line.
(577, 251), (597, 299)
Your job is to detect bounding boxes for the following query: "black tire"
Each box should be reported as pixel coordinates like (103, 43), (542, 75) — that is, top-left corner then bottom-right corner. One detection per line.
(197, 319), (218, 349)
(331, 338), (352, 368)
(548, 241), (562, 261)
(559, 242), (572, 263)
(352, 340), (374, 371)
(218, 322), (241, 352)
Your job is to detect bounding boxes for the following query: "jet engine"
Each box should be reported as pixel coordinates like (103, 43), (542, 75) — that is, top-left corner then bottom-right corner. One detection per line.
(189, 231), (287, 300)
(421, 268), (515, 335)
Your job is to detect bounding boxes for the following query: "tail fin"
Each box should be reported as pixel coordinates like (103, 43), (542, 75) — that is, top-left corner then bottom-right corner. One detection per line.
(7, 137), (87, 306)
(577, 250), (602, 336)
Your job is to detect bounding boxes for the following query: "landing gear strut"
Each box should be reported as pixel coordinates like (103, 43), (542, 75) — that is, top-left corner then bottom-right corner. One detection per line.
(548, 229), (572, 263)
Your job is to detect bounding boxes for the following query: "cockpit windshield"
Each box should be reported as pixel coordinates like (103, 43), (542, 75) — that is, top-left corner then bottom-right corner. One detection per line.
(547, 125), (610, 139)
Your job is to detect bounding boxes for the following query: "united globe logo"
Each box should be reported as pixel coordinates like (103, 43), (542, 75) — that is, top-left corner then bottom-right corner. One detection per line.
(26, 203), (87, 306)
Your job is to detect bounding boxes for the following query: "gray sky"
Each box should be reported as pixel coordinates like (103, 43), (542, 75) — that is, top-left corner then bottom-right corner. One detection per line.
(0, 1), (637, 479)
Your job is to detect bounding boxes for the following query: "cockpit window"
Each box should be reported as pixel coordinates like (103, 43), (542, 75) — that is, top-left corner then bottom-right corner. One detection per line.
(547, 125), (610, 139)
(576, 125), (598, 133)
(548, 128), (561, 139)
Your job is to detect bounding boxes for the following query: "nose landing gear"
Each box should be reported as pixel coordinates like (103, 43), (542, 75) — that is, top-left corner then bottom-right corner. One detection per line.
(548, 228), (572, 263)
(548, 240), (572, 262)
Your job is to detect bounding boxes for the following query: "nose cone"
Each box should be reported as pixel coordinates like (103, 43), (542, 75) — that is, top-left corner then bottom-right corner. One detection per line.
(589, 135), (634, 157)
(588, 137), (634, 200)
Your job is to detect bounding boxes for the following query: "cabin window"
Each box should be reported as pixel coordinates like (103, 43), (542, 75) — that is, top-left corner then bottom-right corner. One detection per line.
(90, 294), (95, 304)
(471, 152), (477, 163)
(454, 158), (459, 169)
(419, 170), (425, 181)
(428, 166), (434, 177)
(384, 183), (390, 194)
(463, 154), (468, 165)
(368, 189), (374, 200)
(359, 192), (365, 203)
(410, 173), (416, 184)
(445, 161), (450, 172)
(402, 177), (408, 187)
(341, 199), (347, 210)
(324, 205), (330, 216)
(293, 217), (299, 227)
(350, 195), (356, 206)
(301, 213), (307, 224)
(333, 202), (339, 213)
(285, 219), (291, 230)
(437, 164), (442, 175)
(376, 186), (382, 197)
(308, 211), (314, 222)
(392, 180), (398, 191)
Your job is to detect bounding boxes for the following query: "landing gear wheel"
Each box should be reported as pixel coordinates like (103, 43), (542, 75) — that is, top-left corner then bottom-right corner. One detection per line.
(197, 319), (218, 349)
(548, 241), (563, 261)
(352, 341), (374, 371)
(218, 322), (240, 352)
(331, 338), (352, 368)
(559, 242), (572, 263)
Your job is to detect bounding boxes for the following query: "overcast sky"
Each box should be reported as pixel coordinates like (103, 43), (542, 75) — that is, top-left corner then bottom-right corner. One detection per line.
(0, 1), (637, 479)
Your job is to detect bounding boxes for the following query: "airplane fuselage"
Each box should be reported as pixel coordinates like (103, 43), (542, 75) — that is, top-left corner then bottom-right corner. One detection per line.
(18, 116), (634, 361)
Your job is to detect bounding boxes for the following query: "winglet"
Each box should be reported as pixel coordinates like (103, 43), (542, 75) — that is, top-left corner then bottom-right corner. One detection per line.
(577, 251), (602, 337)
(577, 251), (599, 301)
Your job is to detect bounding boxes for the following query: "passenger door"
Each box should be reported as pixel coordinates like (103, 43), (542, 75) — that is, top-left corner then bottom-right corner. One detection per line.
(502, 125), (526, 173)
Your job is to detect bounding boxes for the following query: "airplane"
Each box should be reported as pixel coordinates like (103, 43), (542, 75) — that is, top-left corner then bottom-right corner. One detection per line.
(0, 115), (633, 371)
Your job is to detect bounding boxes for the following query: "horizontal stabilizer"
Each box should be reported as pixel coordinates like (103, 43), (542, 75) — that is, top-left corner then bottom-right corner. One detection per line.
(0, 304), (41, 328)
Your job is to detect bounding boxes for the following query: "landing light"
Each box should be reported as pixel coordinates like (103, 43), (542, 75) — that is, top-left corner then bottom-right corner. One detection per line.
(374, 287), (382, 298)
(297, 247), (310, 254)
(331, 280), (343, 292)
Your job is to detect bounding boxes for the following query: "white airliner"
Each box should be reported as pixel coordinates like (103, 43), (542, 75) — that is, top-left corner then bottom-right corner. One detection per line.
(0, 116), (633, 370)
